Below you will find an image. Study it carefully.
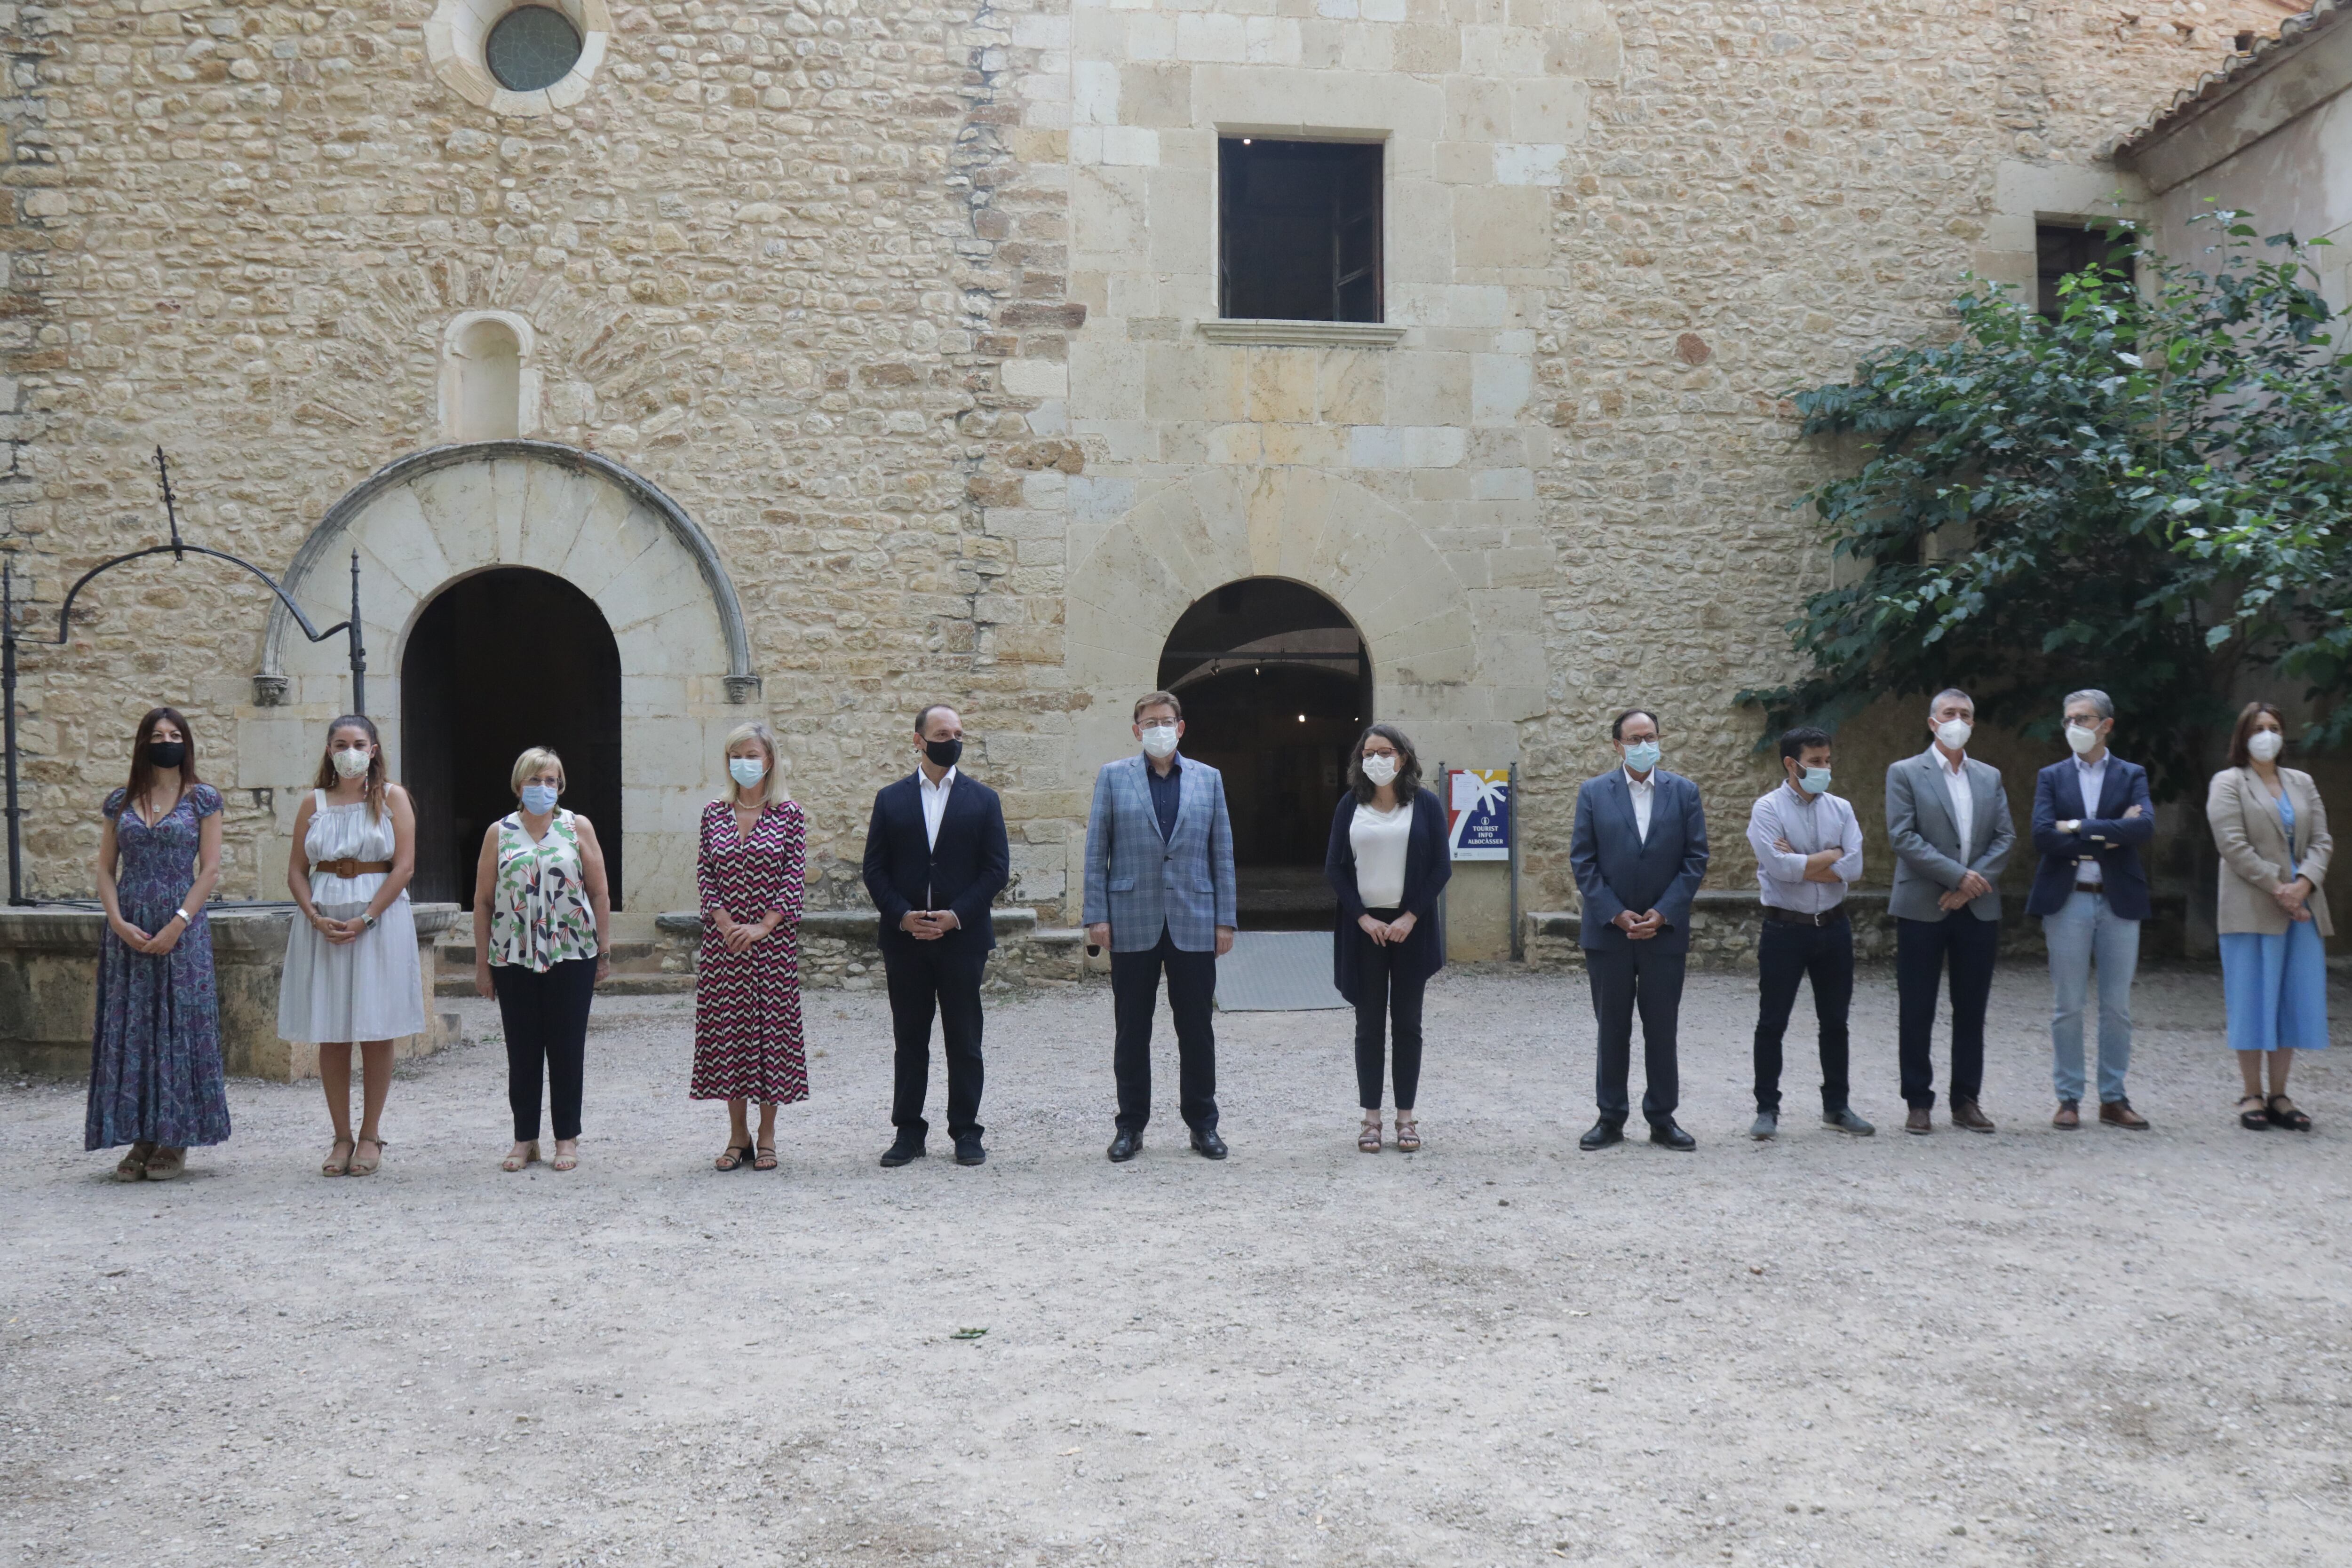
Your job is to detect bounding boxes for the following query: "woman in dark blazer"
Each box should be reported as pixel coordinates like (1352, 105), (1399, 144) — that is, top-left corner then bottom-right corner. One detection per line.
(1325, 723), (1450, 1153)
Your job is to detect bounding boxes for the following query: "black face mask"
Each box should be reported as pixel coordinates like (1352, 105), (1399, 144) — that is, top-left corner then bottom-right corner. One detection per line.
(145, 741), (187, 770)
(924, 737), (963, 769)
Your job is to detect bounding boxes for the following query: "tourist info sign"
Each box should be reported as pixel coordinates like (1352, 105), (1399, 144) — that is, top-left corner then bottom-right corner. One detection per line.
(1446, 768), (1511, 861)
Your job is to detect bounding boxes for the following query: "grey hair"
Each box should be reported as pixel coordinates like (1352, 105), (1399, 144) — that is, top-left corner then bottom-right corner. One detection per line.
(1927, 687), (1975, 718)
(2063, 688), (2114, 721)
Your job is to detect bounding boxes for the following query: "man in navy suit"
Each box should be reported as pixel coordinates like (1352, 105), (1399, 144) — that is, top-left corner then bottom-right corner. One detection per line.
(2026, 688), (2155, 1131)
(861, 704), (1010, 1168)
(1568, 707), (1710, 1151)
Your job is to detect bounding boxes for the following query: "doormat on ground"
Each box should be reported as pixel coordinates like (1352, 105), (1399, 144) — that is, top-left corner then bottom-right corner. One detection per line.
(1216, 930), (1347, 1011)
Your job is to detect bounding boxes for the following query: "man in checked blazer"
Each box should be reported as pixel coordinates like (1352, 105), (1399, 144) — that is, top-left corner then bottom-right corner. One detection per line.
(1082, 690), (1238, 1163)
(1885, 687), (2018, 1135)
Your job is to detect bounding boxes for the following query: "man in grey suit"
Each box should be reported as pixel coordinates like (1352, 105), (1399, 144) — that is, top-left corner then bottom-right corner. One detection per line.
(1885, 687), (2017, 1134)
(1568, 707), (1710, 1151)
(1083, 690), (1238, 1163)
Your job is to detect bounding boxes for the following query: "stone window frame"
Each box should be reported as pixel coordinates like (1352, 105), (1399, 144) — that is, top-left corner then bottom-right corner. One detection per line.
(426, 0), (610, 117)
(438, 310), (543, 442)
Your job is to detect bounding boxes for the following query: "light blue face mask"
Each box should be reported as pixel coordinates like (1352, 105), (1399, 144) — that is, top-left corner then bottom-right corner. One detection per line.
(728, 757), (767, 790)
(1622, 739), (1661, 774)
(519, 783), (560, 816)
(1800, 766), (1833, 795)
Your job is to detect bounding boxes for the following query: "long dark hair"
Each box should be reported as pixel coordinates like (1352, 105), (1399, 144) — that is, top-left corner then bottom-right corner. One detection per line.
(122, 706), (199, 812)
(313, 713), (389, 820)
(1349, 722), (1422, 805)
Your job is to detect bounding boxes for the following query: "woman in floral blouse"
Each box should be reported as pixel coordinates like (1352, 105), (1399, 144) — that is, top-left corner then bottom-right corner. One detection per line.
(472, 746), (611, 1173)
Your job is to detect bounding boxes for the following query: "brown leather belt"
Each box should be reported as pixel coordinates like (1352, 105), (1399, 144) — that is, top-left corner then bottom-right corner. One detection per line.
(2074, 880), (2104, 895)
(1763, 905), (1847, 927)
(313, 858), (391, 879)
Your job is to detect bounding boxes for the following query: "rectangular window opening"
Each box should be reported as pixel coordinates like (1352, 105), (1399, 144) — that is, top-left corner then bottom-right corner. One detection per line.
(2035, 222), (2135, 321)
(1218, 137), (1383, 324)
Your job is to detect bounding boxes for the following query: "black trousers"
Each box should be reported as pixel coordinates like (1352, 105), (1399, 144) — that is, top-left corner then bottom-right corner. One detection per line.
(1896, 912), (1998, 1109)
(1111, 927), (1218, 1133)
(1753, 915), (1854, 1113)
(882, 940), (986, 1141)
(1585, 940), (1684, 1126)
(493, 957), (596, 1141)
(1350, 912), (1425, 1110)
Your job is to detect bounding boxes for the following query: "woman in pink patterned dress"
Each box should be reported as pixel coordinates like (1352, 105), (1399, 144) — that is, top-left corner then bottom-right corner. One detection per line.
(691, 721), (808, 1171)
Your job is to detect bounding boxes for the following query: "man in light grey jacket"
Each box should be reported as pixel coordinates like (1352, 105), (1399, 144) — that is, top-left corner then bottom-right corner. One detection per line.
(1885, 688), (2016, 1135)
(1083, 690), (1238, 1163)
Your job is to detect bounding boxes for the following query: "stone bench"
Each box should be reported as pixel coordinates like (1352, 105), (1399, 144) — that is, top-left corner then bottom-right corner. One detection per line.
(0, 903), (462, 1083)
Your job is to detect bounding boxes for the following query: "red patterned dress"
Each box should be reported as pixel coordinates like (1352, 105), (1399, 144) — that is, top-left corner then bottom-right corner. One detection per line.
(689, 799), (809, 1104)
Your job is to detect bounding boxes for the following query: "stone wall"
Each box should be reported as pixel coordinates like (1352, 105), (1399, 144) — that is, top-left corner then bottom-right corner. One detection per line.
(0, 0), (2295, 934)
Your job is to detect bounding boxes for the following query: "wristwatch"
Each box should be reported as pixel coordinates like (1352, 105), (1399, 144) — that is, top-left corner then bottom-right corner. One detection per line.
(361, 912), (379, 931)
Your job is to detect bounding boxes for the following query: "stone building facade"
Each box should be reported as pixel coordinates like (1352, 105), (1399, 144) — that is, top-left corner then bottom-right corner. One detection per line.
(0, 0), (2301, 934)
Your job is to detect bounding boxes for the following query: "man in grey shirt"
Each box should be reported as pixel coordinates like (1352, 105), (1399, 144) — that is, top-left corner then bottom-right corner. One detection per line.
(1745, 726), (1873, 1140)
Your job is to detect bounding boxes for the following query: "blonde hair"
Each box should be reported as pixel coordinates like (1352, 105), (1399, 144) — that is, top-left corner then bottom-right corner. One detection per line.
(509, 746), (566, 795)
(722, 721), (784, 805)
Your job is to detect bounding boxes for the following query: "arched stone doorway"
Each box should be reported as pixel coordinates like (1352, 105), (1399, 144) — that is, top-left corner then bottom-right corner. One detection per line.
(1158, 579), (1369, 926)
(244, 441), (760, 915)
(402, 569), (623, 907)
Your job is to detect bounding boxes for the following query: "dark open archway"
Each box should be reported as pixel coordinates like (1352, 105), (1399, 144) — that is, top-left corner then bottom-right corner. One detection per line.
(402, 568), (623, 909)
(1158, 579), (1370, 927)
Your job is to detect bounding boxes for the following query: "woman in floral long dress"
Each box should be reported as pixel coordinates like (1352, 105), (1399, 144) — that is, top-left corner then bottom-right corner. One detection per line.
(691, 721), (808, 1171)
(87, 706), (229, 1181)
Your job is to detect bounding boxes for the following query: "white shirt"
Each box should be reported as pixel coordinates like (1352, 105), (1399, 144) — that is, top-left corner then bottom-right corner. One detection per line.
(2072, 752), (2107, 885)
(1747, 783), (1863, 914)
(1624, 768), (1656, 842)
(1931, 746), (1974, 859)
(919, 765), (956, 849)
(1349, 800), (1414, 910)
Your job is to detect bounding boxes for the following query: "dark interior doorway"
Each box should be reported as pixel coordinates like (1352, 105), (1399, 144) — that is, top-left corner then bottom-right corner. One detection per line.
(1158, 580), (1370, 928)
(401, 568), (623, 909)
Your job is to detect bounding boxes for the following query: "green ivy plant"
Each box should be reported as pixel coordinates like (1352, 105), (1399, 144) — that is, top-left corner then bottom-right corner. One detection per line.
(1744, 211), (2349, 801)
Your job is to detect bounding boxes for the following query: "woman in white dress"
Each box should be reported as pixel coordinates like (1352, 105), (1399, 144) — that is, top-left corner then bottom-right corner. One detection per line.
(279, 714), (425, 1176)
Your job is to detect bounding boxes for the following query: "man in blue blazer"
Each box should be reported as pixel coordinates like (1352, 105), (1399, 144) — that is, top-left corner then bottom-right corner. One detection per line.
(1568, 707), (1710, 1150)
(862, 704), (1010, 1168)
(1082, 690), (1238, 1162)
(2026, 689), (2155, 1131)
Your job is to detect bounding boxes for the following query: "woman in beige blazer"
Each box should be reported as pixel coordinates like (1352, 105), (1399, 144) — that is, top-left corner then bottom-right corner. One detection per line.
(2206, 702), (2332, 1131)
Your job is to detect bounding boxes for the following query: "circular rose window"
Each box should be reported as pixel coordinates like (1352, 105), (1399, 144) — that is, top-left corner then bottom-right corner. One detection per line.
(428, 0), (609, 115)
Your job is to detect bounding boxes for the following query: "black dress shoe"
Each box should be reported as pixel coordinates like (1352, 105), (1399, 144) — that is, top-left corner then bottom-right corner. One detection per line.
(1189, 1126), (1229, 1160)
(1579, 1118), (1625, 1151)
(1106, 1128), (1143, 1163)
(953, 1134), (986, 1166)
(1649, 1120), (1696, 1151)
(878, 1136), (925, 1168)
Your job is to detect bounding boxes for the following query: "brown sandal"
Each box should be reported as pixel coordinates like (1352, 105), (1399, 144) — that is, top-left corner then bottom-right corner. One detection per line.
(321, 1137), (356, 1177)
(1358, 1117), (1383, 1153)
(754, 1142), (778, 1172)
(1394, 1117), (1421, 1153)
(715, 1141), (751, 1172)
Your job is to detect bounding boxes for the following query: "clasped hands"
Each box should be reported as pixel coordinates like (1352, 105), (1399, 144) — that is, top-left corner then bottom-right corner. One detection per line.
(110, 913), (186, 956)
(718, 911), (786, 951)
(1357, 911), (1419, 946)
(2274, 877), (2315, 921)
(309, 911), (369, 946)
(1937, 871), (1994, 912)
(897, 908), (962, 942)
(1611, 908), (1665, 941)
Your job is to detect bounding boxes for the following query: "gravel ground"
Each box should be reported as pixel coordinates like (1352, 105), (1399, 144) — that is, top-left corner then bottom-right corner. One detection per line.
(3, 961), (2349, 1568)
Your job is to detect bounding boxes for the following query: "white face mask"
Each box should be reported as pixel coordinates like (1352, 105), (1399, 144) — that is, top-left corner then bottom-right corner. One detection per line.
(330, 746), (371, 779)
(1935, 718), (1973, 752)
(1139, 723), (1179, 760)
(2065, 721), (2102, 755)
(1360, 753), (1399, 788)
(2248, 729), (2284, 763)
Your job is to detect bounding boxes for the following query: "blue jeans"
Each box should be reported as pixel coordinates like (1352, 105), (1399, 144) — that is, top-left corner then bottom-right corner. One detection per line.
(2042, 889), (2139, 1104)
